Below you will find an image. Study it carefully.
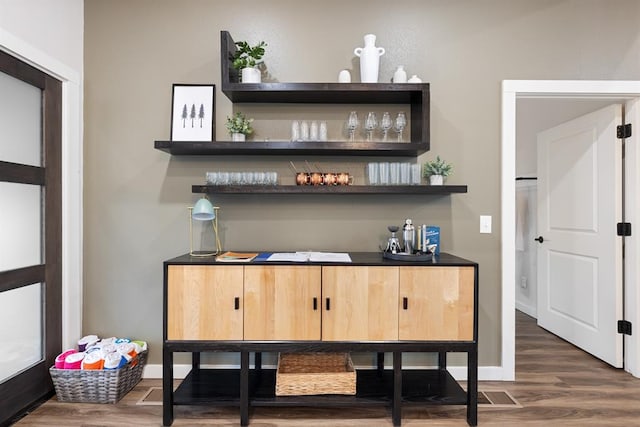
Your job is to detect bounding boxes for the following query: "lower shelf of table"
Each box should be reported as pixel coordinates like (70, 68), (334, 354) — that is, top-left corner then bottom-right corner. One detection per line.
(172, 368), (467, 407)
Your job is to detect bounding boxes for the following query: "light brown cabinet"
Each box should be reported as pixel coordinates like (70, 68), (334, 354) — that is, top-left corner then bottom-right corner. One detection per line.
(167, 264), (474, 342)
(399, 266), (474, 341)
(167, 265), (243, 340)
(322, 266), (399, 341)
(244, 265), (321, 340)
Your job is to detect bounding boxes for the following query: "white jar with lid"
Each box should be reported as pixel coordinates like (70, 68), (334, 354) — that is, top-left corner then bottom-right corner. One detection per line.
(393, 66), (407, 83)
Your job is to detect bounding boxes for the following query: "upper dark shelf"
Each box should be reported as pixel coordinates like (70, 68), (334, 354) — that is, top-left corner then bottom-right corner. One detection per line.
(221, 82), (429, 104)
(154, 140), (428, 156)
(220, 31), (429, 147)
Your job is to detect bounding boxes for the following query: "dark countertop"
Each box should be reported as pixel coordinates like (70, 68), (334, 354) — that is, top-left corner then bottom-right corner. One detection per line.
(164, 252), (477, 267)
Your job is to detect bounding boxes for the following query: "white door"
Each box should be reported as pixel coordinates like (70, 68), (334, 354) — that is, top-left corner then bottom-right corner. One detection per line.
(536, 104), (623, 367)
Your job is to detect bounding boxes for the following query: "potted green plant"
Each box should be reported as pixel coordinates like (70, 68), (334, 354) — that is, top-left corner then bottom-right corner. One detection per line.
(225, 112), (253, 141)
(232, 40), (267, 83)
(422, 156), (453, 185)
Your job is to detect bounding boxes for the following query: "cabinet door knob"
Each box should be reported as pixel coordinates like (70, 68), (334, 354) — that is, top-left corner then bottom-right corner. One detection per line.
(403, 297), (408, 310)
(234, 297), (240, 310)
(313, 297), (318, 310)
(326, 297), (331, 311)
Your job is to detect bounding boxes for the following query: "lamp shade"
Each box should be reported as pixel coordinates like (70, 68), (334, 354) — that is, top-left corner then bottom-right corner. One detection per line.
(192, 198), (216, 221)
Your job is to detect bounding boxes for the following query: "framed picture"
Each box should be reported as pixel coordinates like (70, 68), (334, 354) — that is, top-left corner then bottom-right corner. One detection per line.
(170, 84), (215, 141)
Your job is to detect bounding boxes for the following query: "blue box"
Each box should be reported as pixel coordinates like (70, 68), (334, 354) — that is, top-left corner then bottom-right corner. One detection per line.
(423, 226), (440, 255)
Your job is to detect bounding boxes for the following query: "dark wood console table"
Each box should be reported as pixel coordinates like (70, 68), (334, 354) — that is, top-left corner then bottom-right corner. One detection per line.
(162, 252), (478, 426)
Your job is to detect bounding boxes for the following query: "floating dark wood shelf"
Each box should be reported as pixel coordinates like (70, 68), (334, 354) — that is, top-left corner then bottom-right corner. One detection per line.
(220, 31), (429, 147)
(154, 140), (428, 156)
(192, 184), (468, 195)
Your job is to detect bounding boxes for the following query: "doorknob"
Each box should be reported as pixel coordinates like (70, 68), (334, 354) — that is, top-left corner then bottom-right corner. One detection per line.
(534, 236), (544, 243)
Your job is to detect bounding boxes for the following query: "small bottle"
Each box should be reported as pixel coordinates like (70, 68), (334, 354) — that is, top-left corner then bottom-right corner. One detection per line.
(393, 66), (407, 83)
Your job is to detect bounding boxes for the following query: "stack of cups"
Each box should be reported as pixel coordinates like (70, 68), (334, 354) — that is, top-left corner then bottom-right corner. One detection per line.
(366, 162), (418, 185)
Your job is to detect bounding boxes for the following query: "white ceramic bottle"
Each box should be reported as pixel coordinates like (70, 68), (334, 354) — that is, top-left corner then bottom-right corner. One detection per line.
(393, 66), (407, 83)
(354, 34), (385, 83)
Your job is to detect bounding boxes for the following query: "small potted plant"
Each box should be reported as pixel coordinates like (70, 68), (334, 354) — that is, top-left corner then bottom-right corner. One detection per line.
(232, 40), (267, 83)
(422, 156), (453, 185)
(225, 112), (254, 141)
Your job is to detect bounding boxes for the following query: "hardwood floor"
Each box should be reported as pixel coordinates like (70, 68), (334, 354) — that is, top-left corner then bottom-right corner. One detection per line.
(13, 311), (640, 426)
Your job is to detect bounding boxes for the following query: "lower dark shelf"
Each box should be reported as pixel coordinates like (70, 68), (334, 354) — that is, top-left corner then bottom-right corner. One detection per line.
(173, 368), (467, 408)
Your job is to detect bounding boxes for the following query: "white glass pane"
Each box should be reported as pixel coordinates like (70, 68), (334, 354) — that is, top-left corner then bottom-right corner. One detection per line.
(0, 71), (42, 166)
(0, 283), (43, 383)
(0, 182), (41, 271)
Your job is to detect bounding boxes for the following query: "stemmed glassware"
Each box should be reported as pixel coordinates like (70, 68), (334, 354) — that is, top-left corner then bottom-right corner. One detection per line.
(380, 112), (392, 142)
(346, 111), (359, 142)
(364, 112), (378, 142)
(394, 112), (407, 142)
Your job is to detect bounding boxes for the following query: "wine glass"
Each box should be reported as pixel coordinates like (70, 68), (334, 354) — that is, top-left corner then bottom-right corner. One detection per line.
(380, 112), (392, 142)
(364, 112), (378, 142)
(346, 111), (359, 142)
(394, 112), (407, 142)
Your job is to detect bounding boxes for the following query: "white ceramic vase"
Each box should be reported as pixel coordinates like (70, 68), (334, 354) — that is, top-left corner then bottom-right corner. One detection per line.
(241, 67), (261, 83)
(354, 34), (385, 83)
(231, 133), (245, 142)
(429, 175), (444, 185)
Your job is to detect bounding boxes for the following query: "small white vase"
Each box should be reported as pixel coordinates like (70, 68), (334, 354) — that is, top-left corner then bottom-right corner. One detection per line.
(429, 175), (444, 185)
(231, 133), (245, 142)
(393, 66), (407, 83)
(354, 34), (385, 83)
(408, 74), (422, 83)
(338, 69), (351, 83)
(241, 67), (261, 83)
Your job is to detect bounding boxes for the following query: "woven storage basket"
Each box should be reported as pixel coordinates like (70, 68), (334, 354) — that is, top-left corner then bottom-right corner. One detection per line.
(49, 350), (147, 404)
(275, 352), (356, 396)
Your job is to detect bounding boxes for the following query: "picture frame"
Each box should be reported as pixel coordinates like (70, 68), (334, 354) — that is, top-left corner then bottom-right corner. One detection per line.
(170, 84), (215, 141)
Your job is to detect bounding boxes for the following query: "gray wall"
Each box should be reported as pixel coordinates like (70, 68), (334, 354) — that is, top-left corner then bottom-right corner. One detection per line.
(83, 0), (640, 366)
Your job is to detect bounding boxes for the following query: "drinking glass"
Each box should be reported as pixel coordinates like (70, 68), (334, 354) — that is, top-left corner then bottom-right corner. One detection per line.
(364, 112), (378, 142)
(367, 162), (379, 185)
(394, 112), (407, 142)
(389, 162), (400, 184)
(380, 112), (392, 142)
(346, 111), (359, 142)
(378, 162), (390, 185)
(400, 162), (410, 185)
(411, 164), (421, 185)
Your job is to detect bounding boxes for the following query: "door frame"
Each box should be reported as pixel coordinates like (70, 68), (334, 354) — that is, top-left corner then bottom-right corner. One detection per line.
(0, 26), (83, 349)
(502, 80), (640, 380)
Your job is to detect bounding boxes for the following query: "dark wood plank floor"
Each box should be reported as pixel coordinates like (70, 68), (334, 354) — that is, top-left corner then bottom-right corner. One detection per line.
(13, 311), (640, 426)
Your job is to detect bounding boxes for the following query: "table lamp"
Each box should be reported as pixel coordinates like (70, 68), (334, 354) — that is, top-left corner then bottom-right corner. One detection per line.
(189, 197), (221, 256)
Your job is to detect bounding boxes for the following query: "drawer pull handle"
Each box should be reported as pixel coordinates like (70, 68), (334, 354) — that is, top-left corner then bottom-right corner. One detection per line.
(326, 297), (331, 311)
(313, 297), (318, 310)
(403, 297), (408, 310)
(234, 297), (240, 310)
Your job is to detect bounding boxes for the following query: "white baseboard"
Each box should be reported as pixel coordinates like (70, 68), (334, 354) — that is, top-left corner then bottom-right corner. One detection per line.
(515, 301), (537, 318)
(143, 363), (508, 382)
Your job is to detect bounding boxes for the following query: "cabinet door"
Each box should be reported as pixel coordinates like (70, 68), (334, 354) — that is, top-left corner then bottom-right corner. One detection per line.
(167, 265), (243, 340)
(244, 266), (321, 340)
(322, 266), (399, 341)
(399, 266), (475, 341)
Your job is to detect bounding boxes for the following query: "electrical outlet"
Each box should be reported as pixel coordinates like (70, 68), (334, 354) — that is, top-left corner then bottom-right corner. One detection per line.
(480, 215), (492, 233)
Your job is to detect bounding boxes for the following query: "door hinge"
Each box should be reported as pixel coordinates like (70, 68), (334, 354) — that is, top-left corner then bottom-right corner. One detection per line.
(617, 222), (632, 236)
(618, 320), (632, 335)
(617, 123), (632, 139)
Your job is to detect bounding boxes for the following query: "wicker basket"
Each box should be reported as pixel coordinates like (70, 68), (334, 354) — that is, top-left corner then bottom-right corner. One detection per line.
(49, 350), (147, 404)
(275, 352), (356, 396)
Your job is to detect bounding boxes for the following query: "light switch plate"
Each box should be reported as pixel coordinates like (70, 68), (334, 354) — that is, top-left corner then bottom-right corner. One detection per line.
(480, 215), (492, 233)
